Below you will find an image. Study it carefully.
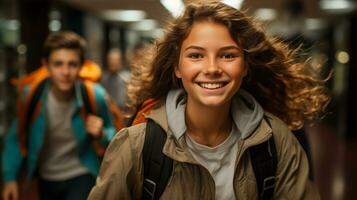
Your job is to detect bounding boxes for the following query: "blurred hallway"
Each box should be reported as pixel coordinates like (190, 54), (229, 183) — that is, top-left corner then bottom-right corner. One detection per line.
(1, 0), (357, 199)
(307, 123), (357, 199)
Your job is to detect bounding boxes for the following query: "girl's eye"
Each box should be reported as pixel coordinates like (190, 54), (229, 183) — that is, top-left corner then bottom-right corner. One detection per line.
(187, 53), (203, 59)
(221, 53), (238, 59)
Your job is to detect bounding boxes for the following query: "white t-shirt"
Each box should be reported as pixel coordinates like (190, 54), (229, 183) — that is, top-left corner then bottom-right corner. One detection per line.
(38, 89), (89, 181)
(185, 125), (239, 200)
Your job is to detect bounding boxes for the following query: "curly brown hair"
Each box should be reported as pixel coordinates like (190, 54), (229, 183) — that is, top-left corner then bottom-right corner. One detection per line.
(128, 0), (330, 130)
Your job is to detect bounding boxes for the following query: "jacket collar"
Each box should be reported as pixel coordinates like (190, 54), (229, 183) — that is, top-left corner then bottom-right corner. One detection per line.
(147, 103), (274, 164)
(164, 89), (265, 141)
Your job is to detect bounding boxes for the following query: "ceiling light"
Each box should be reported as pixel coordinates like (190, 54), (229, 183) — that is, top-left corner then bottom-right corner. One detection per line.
(131, 19), (157, 31)
(254, 8), (277, 21)
(5, 20), (20, 30)
(222, 0), (244, 9)
(102, 10), (146, 22)
(320, 0), (357, 13)
(336, 51), (349, 64)
(304, 18), (327, 30)
(160, 0), (185, 18)
(49, 20), (61, 32)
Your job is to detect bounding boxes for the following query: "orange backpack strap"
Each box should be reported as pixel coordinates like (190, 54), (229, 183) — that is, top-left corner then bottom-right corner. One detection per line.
(11, 66), (49, 88)
(131, 99), (158, 125)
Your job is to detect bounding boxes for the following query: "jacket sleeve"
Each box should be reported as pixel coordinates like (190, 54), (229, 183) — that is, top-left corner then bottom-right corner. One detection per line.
(92, 84), (118, 145)
(1, 120), (24, 182)
(271, 117), (320, 199)
(88, 123), (145, 200)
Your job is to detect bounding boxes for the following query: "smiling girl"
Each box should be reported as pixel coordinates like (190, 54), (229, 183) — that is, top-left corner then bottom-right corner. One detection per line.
(88, 1), (329, 199)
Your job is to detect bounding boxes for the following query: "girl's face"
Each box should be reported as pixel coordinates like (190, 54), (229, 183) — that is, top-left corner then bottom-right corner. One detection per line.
(176, 21), (247, 108)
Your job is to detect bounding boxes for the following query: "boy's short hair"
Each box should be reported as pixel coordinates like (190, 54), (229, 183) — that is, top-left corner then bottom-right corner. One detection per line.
(43, 31), (86, 63)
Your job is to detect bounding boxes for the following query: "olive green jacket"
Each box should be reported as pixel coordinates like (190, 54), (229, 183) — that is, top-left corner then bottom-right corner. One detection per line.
(88, 104), (319, 200)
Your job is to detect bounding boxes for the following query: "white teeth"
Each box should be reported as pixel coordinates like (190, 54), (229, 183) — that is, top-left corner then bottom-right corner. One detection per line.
(199, 83), (224, 89)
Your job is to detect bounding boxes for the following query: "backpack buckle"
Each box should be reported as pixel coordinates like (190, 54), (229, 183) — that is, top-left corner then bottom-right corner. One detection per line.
(143, 178), (156, 200)
(260, 176), (275, 199)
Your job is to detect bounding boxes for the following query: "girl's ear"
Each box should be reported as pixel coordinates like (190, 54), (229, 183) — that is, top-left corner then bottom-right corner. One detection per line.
(243, 61), (248, 77)
(174, 66), (182, 78)
(243, 62), (252, 83)
(243, 67), (248, 78)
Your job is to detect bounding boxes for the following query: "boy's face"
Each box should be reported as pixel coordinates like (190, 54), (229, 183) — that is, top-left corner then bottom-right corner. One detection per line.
(44, 48), (82, 93)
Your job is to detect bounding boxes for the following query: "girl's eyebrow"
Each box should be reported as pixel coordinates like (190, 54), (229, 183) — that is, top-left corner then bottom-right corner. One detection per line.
(184, 45), (205, 51)
(220, 46), (240, 51)
(184, 45), (240, 51)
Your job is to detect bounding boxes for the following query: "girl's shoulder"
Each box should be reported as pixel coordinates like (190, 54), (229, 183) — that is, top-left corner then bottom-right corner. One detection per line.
(104, 123), (147, 161)
(263, 112), (297, 148)
(115, 122), (147, 146)
(263, 112), (291, 135)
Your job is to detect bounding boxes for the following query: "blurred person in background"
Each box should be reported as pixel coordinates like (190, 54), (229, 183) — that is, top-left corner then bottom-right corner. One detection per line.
(128, 43), (145, 67)
(1, 31), (118, 200)
(102, 48), (131, 114)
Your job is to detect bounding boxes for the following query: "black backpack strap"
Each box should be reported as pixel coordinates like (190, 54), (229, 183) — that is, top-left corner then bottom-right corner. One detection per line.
(142, 119), (173, 200)
(293, 129), (314, 180)
(250, 117), (278, 200)
(79, 82), (94, 114)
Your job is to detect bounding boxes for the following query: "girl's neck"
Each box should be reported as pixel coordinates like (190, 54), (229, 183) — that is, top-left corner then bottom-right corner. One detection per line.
(185, 100), (232, 147)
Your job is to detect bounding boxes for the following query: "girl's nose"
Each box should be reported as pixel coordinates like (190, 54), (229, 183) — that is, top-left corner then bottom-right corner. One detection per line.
(203, 58), (222, 75)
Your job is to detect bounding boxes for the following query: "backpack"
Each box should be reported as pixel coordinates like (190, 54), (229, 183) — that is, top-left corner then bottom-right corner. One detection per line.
(14, 60), (124, 156)
(141, 118), (276, 200)
(129, 101), (313, 200)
